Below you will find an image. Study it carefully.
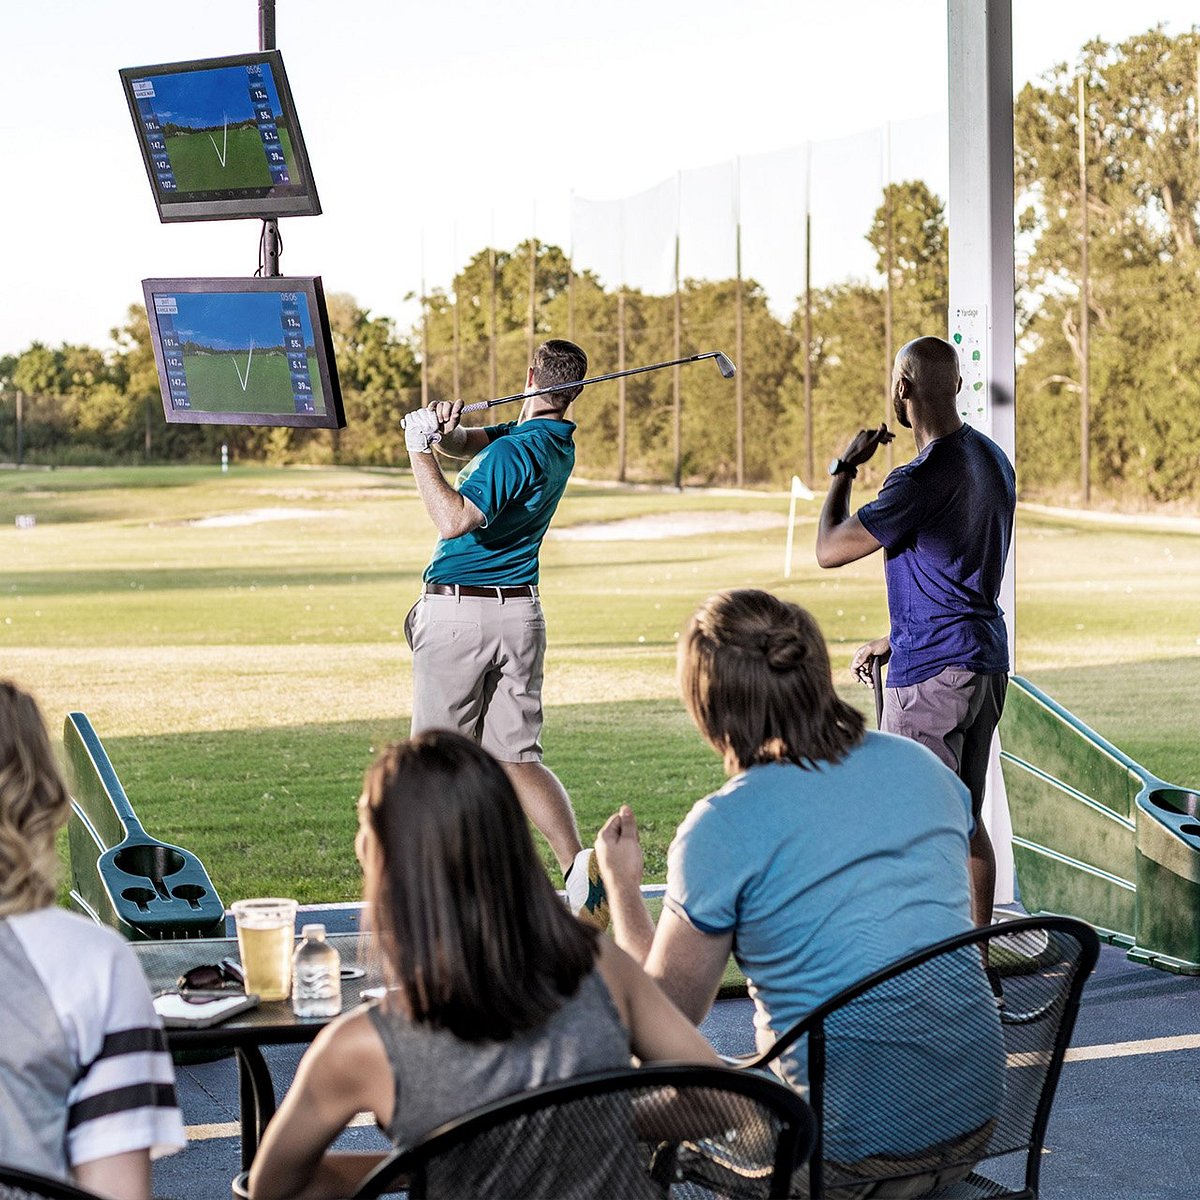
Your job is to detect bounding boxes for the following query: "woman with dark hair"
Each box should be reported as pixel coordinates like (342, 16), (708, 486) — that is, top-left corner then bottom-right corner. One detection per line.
(0, 680), (184, 1197)
(596, 589), (1003, 1167)
(250, 730), (717, 1200)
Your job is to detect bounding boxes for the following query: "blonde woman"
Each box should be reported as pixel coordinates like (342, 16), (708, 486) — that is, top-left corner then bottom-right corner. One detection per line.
(0, 681), (184, 1198)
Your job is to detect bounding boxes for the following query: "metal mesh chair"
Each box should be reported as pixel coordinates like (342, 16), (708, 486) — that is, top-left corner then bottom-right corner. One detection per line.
(731, 915), (1099, 1199)
(0, 1166), (103, 1200)
(350, 1063), (816, 1199)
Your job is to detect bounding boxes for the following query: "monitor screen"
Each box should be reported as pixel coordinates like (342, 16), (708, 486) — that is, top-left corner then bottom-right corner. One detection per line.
(120, 51), (320, 222)
(142, 277), (345, 429)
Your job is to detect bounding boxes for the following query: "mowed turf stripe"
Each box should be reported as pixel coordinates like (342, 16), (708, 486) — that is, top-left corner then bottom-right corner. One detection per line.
(181, 1035), (1200, 1139)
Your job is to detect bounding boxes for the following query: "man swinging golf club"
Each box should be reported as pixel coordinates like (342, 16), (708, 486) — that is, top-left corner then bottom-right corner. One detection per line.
(403, 339), (608, 928)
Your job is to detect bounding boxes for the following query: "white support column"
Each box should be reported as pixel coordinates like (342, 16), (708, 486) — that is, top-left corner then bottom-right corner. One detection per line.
(947, 0), (1017, 905)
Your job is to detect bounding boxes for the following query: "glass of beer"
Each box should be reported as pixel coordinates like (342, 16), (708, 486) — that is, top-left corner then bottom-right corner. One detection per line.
(231, 898), (298, 1001)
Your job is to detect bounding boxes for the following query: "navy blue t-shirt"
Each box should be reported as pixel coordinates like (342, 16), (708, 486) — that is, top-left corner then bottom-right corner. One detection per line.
(857, 424), (1015, 687)
(424, 417), (575, 586)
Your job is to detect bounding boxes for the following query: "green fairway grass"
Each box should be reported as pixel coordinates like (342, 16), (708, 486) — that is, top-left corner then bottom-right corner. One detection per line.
(164, 124), (296, 192)
(180, 350), (322, 415)
(1, 466), (1197, 903)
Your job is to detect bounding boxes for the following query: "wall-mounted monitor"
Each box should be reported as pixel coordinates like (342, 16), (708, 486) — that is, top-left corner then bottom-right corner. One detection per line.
(120, 51), (320, 222)
(142, 276), (345, 429)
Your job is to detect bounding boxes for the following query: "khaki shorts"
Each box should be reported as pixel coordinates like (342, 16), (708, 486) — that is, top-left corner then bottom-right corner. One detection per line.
(882, 667), (1007, 818)
(405, 591), (546, 762)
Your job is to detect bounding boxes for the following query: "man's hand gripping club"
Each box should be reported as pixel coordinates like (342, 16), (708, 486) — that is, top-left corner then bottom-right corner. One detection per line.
(402, 400), (466, 455)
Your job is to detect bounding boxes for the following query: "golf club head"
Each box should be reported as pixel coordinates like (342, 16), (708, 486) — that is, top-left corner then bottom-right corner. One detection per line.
(714, 352), (737, 378)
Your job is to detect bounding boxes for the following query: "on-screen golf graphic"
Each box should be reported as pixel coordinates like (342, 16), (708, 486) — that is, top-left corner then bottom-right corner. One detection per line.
(131, 62), (295, 196)
(153, 291), (323, 416)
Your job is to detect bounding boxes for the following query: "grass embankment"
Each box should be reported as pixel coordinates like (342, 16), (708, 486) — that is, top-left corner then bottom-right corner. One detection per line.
(1, 465), (1197, 902)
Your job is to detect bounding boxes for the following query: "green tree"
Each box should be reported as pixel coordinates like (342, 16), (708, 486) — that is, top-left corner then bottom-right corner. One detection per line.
(1014, 25), (1200, 500)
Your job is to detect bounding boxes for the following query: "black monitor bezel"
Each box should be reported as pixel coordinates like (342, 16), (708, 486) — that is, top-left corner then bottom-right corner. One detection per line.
(142, 275), (345, 429)
(120, 50), (321, 223)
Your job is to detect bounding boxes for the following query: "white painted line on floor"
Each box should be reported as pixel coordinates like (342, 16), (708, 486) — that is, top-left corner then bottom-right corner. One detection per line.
(1062, 1032), (1200, 1062)
(184, 1112), (375, 1142)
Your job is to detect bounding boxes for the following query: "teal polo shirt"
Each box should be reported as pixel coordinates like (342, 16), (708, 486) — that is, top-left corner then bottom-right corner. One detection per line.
(424, 417), (576, 586)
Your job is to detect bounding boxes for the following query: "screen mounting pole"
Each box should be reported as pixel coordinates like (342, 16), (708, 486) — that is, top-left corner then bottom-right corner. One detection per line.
(258, 0), (281, 275)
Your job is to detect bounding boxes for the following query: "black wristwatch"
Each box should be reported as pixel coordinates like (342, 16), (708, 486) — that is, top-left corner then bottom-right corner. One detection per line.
(828, 457), (857, 478)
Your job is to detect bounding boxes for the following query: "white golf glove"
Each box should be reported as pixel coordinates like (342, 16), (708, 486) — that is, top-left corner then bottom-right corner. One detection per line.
(404, 407), (441, 454)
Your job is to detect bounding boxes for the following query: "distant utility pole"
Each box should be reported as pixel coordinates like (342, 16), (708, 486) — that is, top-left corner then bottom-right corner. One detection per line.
(1078, 74), (1091, 505)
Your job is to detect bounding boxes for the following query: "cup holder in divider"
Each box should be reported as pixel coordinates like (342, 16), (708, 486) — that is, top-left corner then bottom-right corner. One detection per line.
(171, 884), (208, 909)
(121, 886), (157, 911)
(1146, 789), (1200, 819)
(112, 844), (187, 880)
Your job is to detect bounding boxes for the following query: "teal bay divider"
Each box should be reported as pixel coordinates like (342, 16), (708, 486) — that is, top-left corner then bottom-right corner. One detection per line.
(65, 712), (225, 940)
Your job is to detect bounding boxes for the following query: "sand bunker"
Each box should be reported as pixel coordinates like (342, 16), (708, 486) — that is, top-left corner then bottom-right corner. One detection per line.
(549, 511), (789, 541)
(186, 508), (344, 528)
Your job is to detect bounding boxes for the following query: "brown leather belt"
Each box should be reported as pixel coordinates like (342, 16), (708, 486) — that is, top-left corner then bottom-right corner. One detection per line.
(423, 583), (538, 599)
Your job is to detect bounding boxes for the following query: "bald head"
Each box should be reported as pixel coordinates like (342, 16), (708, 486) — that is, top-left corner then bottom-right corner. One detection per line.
(891, 336), (962, 431)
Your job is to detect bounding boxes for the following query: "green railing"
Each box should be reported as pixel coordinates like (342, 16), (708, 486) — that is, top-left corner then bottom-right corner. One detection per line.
(1000, 677), (1200, 974)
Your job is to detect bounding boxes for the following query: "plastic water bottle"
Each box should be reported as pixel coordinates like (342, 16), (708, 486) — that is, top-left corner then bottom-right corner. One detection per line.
(291, 924), (341, 1018)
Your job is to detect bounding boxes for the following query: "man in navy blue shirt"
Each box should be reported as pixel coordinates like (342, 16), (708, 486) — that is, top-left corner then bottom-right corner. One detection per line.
(815, 336), (1016, 929)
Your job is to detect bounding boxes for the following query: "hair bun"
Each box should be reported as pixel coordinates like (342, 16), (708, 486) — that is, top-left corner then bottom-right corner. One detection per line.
(764, 629), (807, 671)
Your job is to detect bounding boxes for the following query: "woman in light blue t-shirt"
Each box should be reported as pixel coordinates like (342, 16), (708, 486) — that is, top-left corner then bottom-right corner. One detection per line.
(596, 588), (1004, 1164)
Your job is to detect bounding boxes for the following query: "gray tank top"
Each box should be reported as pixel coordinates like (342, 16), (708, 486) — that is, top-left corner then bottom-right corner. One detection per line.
(369, 965), (631, 1149)
(368, 967), (661, 1197)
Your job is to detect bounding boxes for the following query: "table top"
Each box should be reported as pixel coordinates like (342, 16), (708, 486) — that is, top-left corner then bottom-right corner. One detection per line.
(132, 932), (387, 1048)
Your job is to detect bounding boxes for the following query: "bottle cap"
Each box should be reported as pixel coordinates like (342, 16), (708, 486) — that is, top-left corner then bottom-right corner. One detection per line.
(300, 924), (326, 940)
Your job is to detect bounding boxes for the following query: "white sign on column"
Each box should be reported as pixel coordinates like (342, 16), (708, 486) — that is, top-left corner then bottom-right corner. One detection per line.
(949, 304), (989, 433)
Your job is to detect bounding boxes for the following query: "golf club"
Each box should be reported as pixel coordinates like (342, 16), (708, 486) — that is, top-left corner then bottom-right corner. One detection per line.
(402, 350), (736, 440)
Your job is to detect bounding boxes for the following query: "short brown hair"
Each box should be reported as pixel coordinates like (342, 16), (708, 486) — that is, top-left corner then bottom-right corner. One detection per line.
(362, 730), (598, 1041)
(0, 681), (71, 917)
(531, 339), (588, 408)
(679, 590), (866, 772)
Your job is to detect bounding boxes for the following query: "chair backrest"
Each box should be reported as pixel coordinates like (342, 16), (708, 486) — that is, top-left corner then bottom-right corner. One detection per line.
(0, 1165), (103, 1200)
(352, 1063), (816, 1199)
(747, 915), (1099, 1199)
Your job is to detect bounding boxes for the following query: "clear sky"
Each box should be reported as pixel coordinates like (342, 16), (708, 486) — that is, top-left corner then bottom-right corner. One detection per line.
(2, 1), (1197, 353)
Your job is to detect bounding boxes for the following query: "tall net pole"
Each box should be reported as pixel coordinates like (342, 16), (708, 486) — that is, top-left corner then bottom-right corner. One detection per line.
(527, 231), (538, 362)
(451, 228), (461, 399)
(617, 289), (627, 482)
(673, 229), (682, 491)
(488, 243), (498, 397)
(803, 183), (814, 487)
(734, 160), (744, 487)
(883, 124), (895, 470)
(1078, 74), (1091, 505)
(420, 261), (429, 408)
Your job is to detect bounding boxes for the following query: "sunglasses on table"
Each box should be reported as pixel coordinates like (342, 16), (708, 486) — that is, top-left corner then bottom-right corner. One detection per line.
(177, 958), (246, 998)
(176, 957), (367, 1000)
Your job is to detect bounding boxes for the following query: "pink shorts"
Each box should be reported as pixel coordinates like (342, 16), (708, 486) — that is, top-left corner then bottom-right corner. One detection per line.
(405, 591), (546, 762)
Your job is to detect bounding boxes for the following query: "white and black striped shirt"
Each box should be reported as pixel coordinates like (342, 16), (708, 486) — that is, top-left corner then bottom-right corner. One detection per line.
(0, 908), (184, 1178)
